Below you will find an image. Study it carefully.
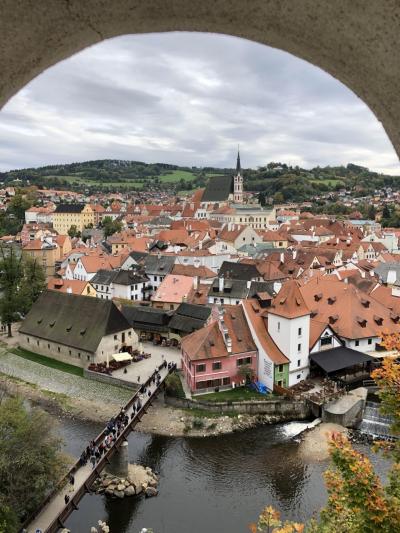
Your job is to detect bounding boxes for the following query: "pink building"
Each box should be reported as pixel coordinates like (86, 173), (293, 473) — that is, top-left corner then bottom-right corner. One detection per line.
(181, 305), (257, 394)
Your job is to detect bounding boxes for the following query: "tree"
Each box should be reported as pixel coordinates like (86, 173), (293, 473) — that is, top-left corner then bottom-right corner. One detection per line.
(251, 355), (400, 533)
(0, 247), (45, 336)
(0, 398), (67, 532)
(382, 204), (391, 220)
(237, 364), (256, 384)
(102, 216), (123, 238)
(7, 194), (31, 222)
(68, 224), (78, 238)
(18, 255), (46, 315)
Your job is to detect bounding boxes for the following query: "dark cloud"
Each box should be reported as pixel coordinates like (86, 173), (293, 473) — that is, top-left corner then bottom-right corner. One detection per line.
(0, 32), (398, 173)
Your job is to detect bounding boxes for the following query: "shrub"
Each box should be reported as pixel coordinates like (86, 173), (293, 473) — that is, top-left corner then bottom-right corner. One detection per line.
(164, 373), (185, 399)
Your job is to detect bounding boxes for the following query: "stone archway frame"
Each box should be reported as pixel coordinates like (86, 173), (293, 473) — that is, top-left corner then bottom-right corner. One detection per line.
(0, 1), (400, 158)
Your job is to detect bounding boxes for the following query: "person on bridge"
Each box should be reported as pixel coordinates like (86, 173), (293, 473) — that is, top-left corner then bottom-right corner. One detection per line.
(90, 453), (96, 469)
(69, 473), (75, 490)
(64, 494), (70, 505)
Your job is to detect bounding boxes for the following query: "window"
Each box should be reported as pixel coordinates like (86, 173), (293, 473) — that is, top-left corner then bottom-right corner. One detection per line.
(297, 374), (301, 380)
(69, 350), (71, 356)
(277, 321), (280, 332)
(297, 359), (301, 367)
(298, 327), (302, 336)
(237, 357), (252, 367)
(223, 377), (230, 385)
(57, 347), (60, 353)
(214, 298), (218, 304)
(278, 364), (283, 373)
(368, 338), (372, 345)
(128, 331), (132, 336)
(355, 340), (360, 347)
(47, 344), (50, 349)
(114, 334), (118, 340)
(114, 345), (118, 351)
(297, 343), (301, 352)
(212, 361), (222, 371)
(78, 353), (81, 358)
(87, 355), (90, 361)
(26, 337), (30, 343)
(196, 364), (206, 373)
(37, 340), (39, 346)
(321, 336), (332, 346)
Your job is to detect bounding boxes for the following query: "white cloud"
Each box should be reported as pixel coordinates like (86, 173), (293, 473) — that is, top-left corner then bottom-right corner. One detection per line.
(0, 32), (399, 174)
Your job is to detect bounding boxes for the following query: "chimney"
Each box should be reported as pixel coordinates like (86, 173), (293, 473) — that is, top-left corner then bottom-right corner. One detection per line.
(293, 250), (297, 260)
(280, 252), (284, 263)
(246, 280), (251, 289)
(67, 286), (72, 294)
(199, 240), (202, 250)
(193, 276), (199, 290)
(219, 277), (224, 292)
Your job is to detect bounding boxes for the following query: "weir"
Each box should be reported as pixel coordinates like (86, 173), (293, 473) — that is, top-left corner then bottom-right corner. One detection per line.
(358, 401), (394, 439)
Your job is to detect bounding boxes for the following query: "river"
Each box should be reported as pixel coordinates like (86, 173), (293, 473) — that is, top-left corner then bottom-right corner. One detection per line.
(56, 417), (390, 533)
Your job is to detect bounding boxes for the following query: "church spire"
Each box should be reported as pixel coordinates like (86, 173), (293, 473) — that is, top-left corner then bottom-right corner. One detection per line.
(236, 146), (241, 174)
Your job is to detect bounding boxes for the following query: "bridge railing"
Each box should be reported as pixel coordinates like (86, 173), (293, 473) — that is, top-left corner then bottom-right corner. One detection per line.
(21, 364), (174, 533)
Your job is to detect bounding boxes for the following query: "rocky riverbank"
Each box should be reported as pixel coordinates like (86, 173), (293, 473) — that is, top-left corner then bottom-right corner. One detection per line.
(92, 464), (159, 499)
(0, 372), (314, 438)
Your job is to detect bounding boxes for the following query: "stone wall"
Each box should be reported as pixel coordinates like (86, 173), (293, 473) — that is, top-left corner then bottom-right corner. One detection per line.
(84, 369), (138, 390)
(165, 395), (311, 419)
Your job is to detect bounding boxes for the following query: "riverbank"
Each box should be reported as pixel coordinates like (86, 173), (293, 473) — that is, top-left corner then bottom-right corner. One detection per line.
(0, 369), (319, 438)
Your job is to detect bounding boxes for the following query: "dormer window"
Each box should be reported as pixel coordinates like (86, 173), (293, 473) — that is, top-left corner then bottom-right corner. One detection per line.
(49, 321), (55, 327)
(374, 315), (383, 325)
(314, 293), (322, 302)
(327, 296), (336, 305)
(356, 316), (367, 327)
(329, 314), (339, 324)
(66, 325), (72, 332)
(361, 298), (370, 308)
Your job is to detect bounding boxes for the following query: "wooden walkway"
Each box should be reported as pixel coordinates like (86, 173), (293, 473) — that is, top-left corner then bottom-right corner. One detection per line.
(24, 363), (175, 533)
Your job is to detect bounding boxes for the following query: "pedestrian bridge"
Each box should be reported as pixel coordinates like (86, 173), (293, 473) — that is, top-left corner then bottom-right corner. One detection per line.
(23, 362), (176, 533)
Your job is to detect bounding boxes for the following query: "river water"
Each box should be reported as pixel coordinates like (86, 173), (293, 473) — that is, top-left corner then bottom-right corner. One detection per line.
(56, 417), (390, 533)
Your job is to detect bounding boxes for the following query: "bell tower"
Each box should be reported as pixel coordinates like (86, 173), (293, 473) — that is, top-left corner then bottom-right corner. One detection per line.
(233, 148), (243, 204)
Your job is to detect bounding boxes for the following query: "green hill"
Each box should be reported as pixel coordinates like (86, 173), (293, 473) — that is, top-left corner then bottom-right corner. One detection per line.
(1, 160), (399, 201)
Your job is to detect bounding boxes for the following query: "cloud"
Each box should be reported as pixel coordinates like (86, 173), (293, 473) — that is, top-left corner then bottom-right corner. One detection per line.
(0, 32), (399, 174)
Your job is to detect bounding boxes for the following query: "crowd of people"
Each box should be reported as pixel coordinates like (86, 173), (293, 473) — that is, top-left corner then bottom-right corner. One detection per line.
(63, 359), (178, 506)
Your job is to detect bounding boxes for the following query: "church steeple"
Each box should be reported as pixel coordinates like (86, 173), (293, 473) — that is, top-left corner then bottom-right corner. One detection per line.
(233, 146), (243, 204)
(236, 147), (241, 175)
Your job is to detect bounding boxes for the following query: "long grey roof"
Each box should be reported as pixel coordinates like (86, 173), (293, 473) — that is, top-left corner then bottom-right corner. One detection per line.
(375, 262), (400, 283)
(219, 261), (260, 281)
(201, 175), (233, 202)
(19, 291), (131, 353)
(54, 203), (85, 213)
(144, 255), (175, 275)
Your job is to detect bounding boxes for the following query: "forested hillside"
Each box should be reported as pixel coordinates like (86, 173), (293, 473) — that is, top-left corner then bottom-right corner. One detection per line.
(1, 160), (399, 201)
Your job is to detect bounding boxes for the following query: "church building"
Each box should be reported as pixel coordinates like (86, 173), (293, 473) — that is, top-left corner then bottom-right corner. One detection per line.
(200, 150), (244, 208)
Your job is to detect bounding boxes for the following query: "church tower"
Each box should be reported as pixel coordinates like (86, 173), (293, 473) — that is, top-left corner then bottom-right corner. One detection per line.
(233, 148), (244, 204)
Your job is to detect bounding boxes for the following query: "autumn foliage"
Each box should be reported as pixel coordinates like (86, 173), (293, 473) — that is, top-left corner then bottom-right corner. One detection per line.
(251, 356), (400, 533)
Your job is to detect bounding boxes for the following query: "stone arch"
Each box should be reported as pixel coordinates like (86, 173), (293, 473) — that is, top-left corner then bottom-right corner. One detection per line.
(1, 1), (400, 157)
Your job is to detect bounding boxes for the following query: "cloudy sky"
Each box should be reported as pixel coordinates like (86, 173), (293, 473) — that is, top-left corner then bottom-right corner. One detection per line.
(1, 32), (399, 174)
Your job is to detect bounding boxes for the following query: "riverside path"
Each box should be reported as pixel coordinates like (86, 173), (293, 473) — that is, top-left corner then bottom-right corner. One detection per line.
(24, 362), (176, 533)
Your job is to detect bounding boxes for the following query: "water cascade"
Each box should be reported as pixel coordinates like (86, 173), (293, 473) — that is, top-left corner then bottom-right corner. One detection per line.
(358, 401), (394, 439)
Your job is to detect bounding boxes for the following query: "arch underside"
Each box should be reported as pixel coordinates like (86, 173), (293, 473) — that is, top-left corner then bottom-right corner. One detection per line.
(0, 0), (399, 158)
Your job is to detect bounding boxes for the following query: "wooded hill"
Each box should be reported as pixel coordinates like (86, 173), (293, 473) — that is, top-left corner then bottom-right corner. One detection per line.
(1, 160), (399, 201)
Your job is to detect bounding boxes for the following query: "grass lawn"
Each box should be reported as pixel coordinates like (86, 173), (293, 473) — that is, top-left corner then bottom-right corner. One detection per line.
(195, 386), (273, 402)
(11, 347), (84, 377)
(310, 178), (344, 187)
(159, 170), (197, 183)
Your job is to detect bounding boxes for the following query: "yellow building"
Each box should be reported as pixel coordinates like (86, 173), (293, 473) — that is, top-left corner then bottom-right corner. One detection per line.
(22, 235), (72, 280)
(53, 203), (94, 234)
